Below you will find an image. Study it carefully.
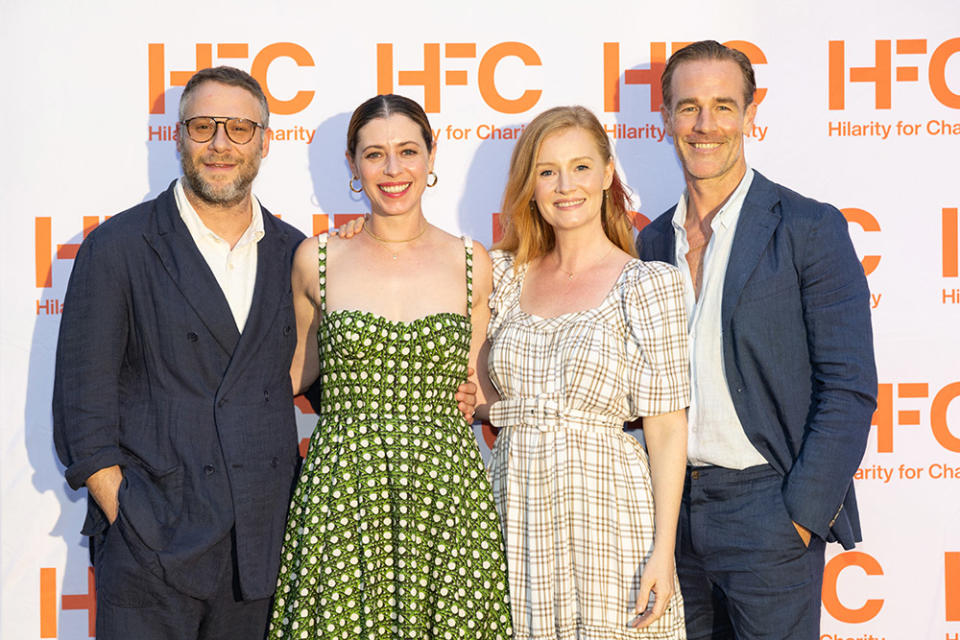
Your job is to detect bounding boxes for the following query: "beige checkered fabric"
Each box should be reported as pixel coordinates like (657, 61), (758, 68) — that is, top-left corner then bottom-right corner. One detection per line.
(486, 250), (690, 640)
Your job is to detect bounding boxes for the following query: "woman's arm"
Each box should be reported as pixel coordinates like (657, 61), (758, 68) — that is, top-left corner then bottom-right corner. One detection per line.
(290, 236), (322, 396)
(631, 408), (687, 629)
(466, 242), (499, 423)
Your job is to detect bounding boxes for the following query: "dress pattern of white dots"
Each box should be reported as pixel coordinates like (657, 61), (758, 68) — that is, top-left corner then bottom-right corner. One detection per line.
(268, 235), (512, 640)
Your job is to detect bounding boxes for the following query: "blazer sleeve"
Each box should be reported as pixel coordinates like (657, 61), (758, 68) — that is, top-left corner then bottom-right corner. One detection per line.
(781, 204), (878, 539)
(53, 227), (131, 490)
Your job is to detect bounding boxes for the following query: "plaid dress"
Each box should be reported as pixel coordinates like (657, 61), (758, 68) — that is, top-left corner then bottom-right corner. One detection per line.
(486, 250), (689, 640)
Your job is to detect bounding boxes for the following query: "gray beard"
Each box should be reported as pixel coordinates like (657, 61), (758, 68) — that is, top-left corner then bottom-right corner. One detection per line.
(180, 153), (260, 207)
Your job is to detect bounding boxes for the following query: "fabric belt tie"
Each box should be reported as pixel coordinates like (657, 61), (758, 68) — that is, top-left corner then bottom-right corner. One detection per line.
(490, 396), (624, 432)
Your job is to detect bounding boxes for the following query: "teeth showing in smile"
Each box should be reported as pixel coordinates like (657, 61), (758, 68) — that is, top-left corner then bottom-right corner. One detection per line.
(379, 183), (410, 194)
(554, 199), (585, 209)
(691, 143), (720, 149)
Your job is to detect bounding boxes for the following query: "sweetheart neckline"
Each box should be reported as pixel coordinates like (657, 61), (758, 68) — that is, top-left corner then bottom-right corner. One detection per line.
(322, 308), (469, 328)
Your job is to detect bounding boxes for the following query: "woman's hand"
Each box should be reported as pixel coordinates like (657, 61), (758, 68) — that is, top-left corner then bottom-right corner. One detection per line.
(332, 214), (367, 238)
(629, 546), (675, 629)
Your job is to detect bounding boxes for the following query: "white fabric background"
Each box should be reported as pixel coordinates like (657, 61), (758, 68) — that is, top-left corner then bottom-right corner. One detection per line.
(2, 1), (958, 637)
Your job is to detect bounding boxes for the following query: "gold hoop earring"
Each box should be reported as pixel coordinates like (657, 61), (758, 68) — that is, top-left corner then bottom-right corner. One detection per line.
(426, 172), (438, 188)
(350, 176), (363, 193)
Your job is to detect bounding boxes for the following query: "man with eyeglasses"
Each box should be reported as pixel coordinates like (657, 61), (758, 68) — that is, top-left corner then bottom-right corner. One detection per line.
(54, 66), (305, 640)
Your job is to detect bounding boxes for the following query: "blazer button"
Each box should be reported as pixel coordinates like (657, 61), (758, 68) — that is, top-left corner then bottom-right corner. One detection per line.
(218, 399), (227, 408)
(264, 390), (270, 402)
(283, 325), (292, 336)
(271, 457), (279, 468)
(187, 332), (198, 342)
(203, 464), (215, 475)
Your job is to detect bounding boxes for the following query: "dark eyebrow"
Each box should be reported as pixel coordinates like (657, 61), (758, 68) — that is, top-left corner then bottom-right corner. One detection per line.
(360, 140), (421, 153)
(674, 96), (739, 109)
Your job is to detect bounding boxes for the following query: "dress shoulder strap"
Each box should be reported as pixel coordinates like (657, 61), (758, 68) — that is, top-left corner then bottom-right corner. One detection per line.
(317, 234), (328, 314)
(462, 236), (473, 316)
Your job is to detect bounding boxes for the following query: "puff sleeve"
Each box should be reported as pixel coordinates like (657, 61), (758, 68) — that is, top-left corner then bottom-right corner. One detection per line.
(620, 261), (690, 417)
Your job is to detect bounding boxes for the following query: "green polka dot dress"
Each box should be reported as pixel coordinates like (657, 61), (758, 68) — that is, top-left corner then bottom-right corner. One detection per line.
(268, 235), (512, 640)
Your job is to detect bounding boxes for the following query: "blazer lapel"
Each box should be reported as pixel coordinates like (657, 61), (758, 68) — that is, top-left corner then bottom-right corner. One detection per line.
(721, 172), (781, 328)
(639, 213), (677, 265)
(143, 183), (241, 356)
(219, 211), (292, 395)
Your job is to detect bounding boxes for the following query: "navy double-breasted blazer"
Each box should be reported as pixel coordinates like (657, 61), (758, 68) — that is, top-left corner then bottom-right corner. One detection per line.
(53, 180), (305, 599)
(637, 171), (877, 549)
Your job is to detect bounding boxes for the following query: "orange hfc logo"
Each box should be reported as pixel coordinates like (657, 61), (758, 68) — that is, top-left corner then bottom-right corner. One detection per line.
(944, 207), (959, 278)
(40, 567), (96, 637)
(603, 40), (768, 113)
(841, 207), (882, 276)
(376, 42), (542, 114)
(822, 551), (960, 623)
(35, 217), (108, 314)
(148, 43), (316, 115)
(828, 38), (960, 109)
(872, 381), (960, 454)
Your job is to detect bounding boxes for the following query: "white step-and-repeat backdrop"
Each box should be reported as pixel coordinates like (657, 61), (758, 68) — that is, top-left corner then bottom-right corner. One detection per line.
(2, 1), (958, 638)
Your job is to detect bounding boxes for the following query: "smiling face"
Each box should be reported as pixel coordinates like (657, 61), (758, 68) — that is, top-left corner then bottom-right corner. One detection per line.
(531, 126), (614, 234)
(348, 113), (435, 218)
(177, 80), (269, 207)
(662, 58), (756, 194)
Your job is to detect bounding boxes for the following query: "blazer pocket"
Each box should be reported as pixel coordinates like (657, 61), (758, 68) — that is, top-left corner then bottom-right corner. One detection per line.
(116, 461), (184, 551)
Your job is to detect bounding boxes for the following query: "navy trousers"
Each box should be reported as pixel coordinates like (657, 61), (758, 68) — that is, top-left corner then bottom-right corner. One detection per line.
(676, 464), (826, 640)
(93, 521), (271, 640)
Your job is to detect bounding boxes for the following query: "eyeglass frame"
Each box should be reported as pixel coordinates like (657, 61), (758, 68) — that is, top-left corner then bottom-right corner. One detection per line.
(179, 116), (266, 145)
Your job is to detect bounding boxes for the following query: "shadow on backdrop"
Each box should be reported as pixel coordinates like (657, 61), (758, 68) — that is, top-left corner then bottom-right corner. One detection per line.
(308, 111), (366, 233)
(612, 65), (684, 228)
(24, 86), (188, 635)
(455, 125), (516, 248)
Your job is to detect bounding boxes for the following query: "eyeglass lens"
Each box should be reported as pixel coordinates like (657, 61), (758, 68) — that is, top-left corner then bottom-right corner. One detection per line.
(186, 117), (258, 144)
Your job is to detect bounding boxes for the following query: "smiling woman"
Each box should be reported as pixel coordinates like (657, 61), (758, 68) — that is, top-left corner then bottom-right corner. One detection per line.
(484, 105), (691, 639)
(267, 95), (512, 640)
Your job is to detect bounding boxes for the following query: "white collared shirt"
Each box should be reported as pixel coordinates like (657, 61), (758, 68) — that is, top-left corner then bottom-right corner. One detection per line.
(672, 168), (767, 469)
(174, 179), (264, 332)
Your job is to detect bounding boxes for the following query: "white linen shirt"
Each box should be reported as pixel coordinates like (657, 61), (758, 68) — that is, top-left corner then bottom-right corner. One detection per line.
(672, 168), (768, 469)
(174, 179), (264, 333)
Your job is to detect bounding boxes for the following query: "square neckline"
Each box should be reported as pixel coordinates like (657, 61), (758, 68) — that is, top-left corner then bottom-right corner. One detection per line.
(515, 257), (639, 322)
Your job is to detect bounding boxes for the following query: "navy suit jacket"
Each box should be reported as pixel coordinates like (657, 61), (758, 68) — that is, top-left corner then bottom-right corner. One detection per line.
(637, 171), (877, 549)
(53, 180), (305, 599)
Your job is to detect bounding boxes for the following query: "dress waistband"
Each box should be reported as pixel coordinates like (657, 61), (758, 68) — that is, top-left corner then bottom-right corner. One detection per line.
(490, 396), (624, 433)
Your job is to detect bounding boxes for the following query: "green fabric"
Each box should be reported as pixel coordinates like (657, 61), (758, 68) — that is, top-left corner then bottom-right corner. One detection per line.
(268, 238), (511, 640)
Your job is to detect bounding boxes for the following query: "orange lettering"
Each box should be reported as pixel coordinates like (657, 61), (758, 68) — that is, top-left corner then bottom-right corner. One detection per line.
(944, 208), (959, 278)
(61, 566), (97, 637)
(36, 218), (52, 288)
(871, 383), (893, 453)
(478, 42), (542, 114)
(40, 567), (57, 638)
(629, 211), (651, 233)
(841, 208), (882, 276)
(723, 40), (768, 105)
(931, 382), (960, 452)
(930, 38), (960, 109)
(947, 552), (960, 621)
(822, 552), (884, 623)
(250, 43), (315, 115)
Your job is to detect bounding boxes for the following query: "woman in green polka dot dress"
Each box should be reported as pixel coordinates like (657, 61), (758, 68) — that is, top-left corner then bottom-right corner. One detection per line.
(267, 95), (511, 640)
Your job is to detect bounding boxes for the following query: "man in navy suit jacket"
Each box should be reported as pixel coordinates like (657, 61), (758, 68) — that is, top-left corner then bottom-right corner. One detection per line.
(636, 41), (877, 639)
(53, 67), (304, 640)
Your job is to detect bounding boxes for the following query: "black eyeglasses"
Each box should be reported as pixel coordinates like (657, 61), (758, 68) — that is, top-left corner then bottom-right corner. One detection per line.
(180, 116), (264, 144)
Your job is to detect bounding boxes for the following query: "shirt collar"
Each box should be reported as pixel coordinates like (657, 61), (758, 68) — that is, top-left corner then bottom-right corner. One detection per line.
(671, 166), (755, 235)
(175, 178), (265, 246)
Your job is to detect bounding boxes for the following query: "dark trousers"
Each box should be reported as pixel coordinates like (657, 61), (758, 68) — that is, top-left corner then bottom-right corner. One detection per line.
(676, 464), (826, 640)
(93, 521), (271, 640)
